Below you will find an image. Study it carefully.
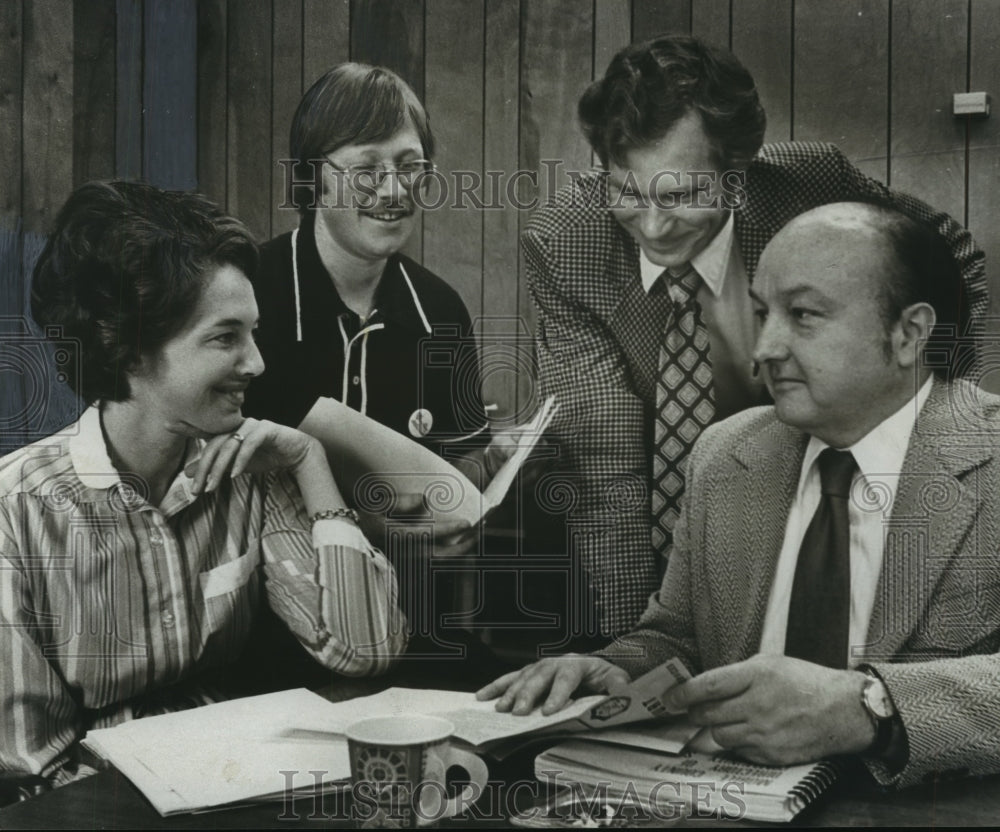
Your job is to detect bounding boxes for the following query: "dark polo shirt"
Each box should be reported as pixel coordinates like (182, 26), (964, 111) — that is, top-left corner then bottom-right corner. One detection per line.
(241, 215), (504, 689)
(244, 213), (490, 456)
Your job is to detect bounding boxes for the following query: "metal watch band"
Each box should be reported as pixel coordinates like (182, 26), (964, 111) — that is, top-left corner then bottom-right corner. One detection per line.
(309, 507), (360, 526)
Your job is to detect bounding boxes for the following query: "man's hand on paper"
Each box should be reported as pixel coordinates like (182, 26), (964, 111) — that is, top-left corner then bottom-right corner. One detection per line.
(475, 655), (630, 716)
(483, 426), (551, 486)
(663, 654), (874, 766)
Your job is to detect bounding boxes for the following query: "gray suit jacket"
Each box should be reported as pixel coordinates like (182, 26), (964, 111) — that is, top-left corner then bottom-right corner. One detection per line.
(601, 378), (1000, 788)
(525, 142), (989, 637)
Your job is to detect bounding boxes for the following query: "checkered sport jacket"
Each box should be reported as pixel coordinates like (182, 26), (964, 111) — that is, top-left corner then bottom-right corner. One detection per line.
(523, 141), (988, 638)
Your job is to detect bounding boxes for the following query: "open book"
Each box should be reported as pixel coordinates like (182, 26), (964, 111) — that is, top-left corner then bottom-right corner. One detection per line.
(81, 658), (689, 816)
(299, 394), (558, 528)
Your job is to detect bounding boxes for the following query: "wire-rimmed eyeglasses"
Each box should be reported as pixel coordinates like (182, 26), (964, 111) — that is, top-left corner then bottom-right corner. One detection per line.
(325, 158), (435, 190)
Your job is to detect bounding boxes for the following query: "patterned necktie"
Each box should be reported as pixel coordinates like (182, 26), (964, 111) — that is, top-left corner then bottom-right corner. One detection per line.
(785, 448), (857, 669)
(651, 264), (715, 551)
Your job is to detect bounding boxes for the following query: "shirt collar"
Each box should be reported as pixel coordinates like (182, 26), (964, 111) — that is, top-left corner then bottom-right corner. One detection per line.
(69, 403), (204, 509)
(798, 375), (935, 500)
(371, 258), (434, 334)
(299, 214), (432, 335)
(638, 212), (734, 297)
(68, 404), (121, 488)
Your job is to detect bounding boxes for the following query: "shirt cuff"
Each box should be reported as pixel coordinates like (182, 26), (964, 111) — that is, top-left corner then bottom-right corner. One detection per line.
(311, 517), (371, 551)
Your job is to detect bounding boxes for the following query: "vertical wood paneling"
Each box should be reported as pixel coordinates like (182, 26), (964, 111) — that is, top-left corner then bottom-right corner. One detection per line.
(423, 0), (484, 319)
(73, 0), (116, 187)
(731, 0), (791, 143)
(144, 0), (197, 189)
(890, 0), (966, 220)
(351, 0), (425, 263)
(116, 0), (143, 180)
(0, 2), (23, 440)
(594, 0), (630, 79)
(350, 0), (424, 96)
(0, 0), (25, 446)
(520, 0), (592, 415)
(969, 0), (1000, 335)
(794, 0), (890, 182)
(0, 1), (23, 227)
(520, 0), (594, 214)
(303, 0), (350, 87)
(0, 228), (27, 454)
(6, 2), (1000, 430)
(18, 1), (76, 447)
(227, 0), (273, 240)
(691, 0), (730, 48)
(482, 0), (521, 421)
(22, 0), (74, 234)
(632, 0), (690, 39)
(197, 0), (227, 208)
(271, 0), (303, 237)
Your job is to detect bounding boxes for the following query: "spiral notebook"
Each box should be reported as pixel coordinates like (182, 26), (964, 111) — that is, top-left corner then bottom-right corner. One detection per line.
(535, 741), (840, 823)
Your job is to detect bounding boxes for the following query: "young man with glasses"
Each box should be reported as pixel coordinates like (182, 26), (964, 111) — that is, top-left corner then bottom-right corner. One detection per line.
(243, 63), (503, 688)
(245, 63), (490, 463)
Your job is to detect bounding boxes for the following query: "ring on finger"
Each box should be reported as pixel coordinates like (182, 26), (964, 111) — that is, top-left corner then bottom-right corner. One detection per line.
(230, 432), (245, 444)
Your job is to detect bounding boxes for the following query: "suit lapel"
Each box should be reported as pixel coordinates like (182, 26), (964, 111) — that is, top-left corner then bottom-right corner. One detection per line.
(862, 380), (992, 661)
(709, 418), (808, 664)
(608, 235), (671, 402)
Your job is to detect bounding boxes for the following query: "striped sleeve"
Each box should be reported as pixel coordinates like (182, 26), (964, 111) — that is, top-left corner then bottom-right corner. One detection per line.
(0, 509), (83, 784)
(257, 474), (407, 676)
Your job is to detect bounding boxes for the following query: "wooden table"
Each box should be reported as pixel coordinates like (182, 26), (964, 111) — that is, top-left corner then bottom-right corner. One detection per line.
(3, 761), (999, 828)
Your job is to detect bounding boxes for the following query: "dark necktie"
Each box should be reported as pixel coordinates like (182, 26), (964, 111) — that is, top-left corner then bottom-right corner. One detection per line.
(651, 264), (715, 551)
(784, 448), (858, 669)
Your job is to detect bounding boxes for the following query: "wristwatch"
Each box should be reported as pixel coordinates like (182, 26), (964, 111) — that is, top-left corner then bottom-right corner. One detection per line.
(860, 669), (897, 756)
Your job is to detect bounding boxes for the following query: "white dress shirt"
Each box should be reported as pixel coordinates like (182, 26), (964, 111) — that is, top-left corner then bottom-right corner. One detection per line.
(759, 376), (935, 666)
(639, 214), (765, 417)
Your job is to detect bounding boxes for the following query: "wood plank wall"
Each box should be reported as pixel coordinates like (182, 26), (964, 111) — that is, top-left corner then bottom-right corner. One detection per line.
(4, 0), (1000, 450)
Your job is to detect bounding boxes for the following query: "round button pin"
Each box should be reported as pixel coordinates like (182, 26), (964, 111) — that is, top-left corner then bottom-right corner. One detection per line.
(408, 408), (433, 438)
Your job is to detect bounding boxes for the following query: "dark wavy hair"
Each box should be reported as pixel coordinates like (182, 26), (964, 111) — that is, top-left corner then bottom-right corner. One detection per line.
(31, 180), (258, 404)
(287, 62), (435, 214)
(579, 34), (766, 170)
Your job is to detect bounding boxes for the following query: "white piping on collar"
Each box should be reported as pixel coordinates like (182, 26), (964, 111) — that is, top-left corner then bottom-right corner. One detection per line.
(360, 330), (371, 415)
(295, 234), (429, 339)
(337, 315), (385, 409)
(399, 262), (433, 335)
(338, 316), (350, 403)
(291, 227), (303, 342)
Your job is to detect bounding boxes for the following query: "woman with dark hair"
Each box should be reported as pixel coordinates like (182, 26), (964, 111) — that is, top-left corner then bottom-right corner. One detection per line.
(0, 181), (405, 790)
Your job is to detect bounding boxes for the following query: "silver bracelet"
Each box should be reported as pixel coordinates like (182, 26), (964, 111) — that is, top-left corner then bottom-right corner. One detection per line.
(309, 508), (360, 526)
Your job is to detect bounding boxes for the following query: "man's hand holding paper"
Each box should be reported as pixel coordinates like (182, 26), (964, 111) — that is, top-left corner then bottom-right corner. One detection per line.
(664, 654), (874, 766)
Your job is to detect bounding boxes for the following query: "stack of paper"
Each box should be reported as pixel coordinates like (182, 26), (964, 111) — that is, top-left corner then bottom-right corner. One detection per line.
(82, 689), (350, 816)
(81, 659), (692, 816)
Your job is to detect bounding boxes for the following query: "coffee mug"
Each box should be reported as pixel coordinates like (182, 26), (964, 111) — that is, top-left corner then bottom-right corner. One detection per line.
(346, 714), (489, 827)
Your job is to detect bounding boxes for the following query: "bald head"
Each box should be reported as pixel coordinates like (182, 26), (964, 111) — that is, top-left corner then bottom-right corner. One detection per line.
(766, 201), (970, 378)
(750, 201), (964, 445)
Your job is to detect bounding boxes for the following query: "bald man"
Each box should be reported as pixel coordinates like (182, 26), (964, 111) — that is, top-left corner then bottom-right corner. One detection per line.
(479, 202), (1000, 788)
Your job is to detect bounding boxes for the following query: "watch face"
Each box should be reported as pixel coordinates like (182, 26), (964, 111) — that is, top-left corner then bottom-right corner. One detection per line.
(865, 678), (894, 720)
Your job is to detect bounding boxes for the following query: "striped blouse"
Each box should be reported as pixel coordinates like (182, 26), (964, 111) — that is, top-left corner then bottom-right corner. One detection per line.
(0, 405), (406, 786)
